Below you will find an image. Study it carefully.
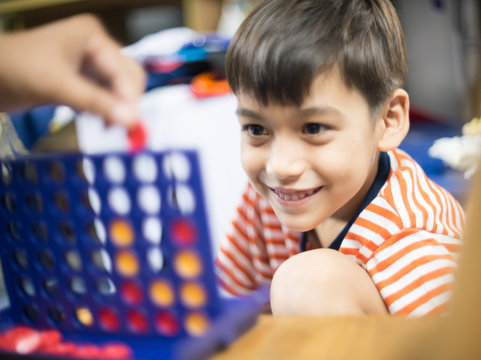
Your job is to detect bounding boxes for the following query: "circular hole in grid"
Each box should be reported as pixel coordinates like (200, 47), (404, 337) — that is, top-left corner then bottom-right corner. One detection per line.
(23, 304), (39, 324)
(108, 187), (131, 215)
(31, 222), (48, 243)
(87, 188), (101, 215)
(168, 185), (196, 214)
(59, 222), (76, 243)
(137, 186), (161, 214)
(121, 280), (143, 305)
(133, 154), (157, 183)
(7, 222), (22, 242)
(65, 250), (82, 271)
(147, 248), (164, 273)
(78, 158), (95, 184)
(25, 192), (43, 213)
(163, 152), (191, 181)
(103, 156), (126, 184)
(47, 306), (66, 325)
(180, 282), (207, 308)
(18, 277), (35, 297)
(38, 250), (55, 271)
(75, 307), (94, 327)
(96, 277), (116, 296)
(43, 278), (58, 297)
(13, 250), (28, 269)
(70, 277), (87, 295)
(109, 219), (134, 247)
(91, 249), (112, 273)
(155, 311), (180, 337)
(85, 219), (106, 245)
(115, 250), (139, 277)
(53, 191), (70, 213)
(22, 163), (38, 184)
(0, 163), (13, 185)
(142, 217), (162, 245)
(99, 307), (120, 331)
(184, 312), (210, 337)
(149, 279), (175, 307)
(48, 161), (65, 183)
(2, 193), (16, 213)
(174, 250), (203, 279)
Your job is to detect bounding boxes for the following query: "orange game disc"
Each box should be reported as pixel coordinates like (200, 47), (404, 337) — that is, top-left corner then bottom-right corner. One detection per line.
(149, 280), (175, 307)
(174, 251), (202, 279)
(184, 312), (209, 337)
(109, 219), (134, 247)
(115, 250), (139, 277)
(75, 307), (94, 327)
(180, 282), (207, 308)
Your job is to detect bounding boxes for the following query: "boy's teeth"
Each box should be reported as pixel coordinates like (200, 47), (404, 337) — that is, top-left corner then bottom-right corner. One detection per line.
(275, 189), (315, 201)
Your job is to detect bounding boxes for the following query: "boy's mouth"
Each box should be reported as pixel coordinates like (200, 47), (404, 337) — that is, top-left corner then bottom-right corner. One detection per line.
(269, 187), (322, 202)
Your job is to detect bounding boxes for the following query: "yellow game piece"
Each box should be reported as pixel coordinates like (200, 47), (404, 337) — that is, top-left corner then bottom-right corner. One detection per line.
(149, 280), (175, 307)
(180, 282), (207, 308)
(174, 251), (202, 279)
(76, 307), (94, 327)
(115, 250), (139, 277)
(110, 219), (134, 247)
(184, 312), (209, 336)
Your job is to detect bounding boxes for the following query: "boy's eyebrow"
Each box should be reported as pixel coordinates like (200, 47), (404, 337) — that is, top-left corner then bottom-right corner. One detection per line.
(297, 106), (342, 117)
(235, 108), (266, 121)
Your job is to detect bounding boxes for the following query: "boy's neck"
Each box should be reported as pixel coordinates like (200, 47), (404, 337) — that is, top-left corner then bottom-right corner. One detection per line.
(312, 151), (382, 248)
(312, 218), (349, 248)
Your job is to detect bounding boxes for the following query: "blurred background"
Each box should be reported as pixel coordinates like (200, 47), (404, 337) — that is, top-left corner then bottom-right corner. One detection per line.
(0, 0), (478, 249)
(0, 0), (479, 124)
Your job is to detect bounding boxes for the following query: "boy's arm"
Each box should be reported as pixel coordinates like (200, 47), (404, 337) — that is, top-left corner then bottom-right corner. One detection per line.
(365, 228), (460, 316)
(215, 184), (270, 296)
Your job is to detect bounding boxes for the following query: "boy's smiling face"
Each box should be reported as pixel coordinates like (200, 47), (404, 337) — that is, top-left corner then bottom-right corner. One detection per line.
(236, 68), (386, 232)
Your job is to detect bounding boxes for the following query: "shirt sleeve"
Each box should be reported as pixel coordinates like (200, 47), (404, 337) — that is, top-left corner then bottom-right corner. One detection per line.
(365, 228), (460, 316)
(215, 184), (270, 296)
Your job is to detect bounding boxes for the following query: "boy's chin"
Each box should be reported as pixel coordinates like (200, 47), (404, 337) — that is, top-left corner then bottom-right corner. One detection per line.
(273, 212), (320, 233)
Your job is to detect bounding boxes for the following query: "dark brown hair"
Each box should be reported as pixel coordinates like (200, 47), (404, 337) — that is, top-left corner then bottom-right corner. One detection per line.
(226, 0), (407, 114)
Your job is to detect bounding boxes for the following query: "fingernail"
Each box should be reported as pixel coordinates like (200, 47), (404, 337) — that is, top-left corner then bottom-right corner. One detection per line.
(110, 102), (138, 128)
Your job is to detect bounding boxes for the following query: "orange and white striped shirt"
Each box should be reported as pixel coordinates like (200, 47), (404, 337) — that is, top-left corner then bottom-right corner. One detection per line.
(215, 148), (465, 316)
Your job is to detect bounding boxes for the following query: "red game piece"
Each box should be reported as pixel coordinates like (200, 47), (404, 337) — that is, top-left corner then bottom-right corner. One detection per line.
(38, 329), (62, 349)
(99, 307), (120, 331)
(155, 311), (180, 336)
(2, 326), (41, 354)
(42, 341), (77, 357)
(121, 280), (144, 305)
(128, 121), (147, 152)
(100, 343), (133, 359)
(72, 343), (102, 359)
(127, 310), (148, 333)
(171, 218), (197, 246)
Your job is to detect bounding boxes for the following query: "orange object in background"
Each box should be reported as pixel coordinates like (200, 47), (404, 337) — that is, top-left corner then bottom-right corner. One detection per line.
(191, 72), (231, 98)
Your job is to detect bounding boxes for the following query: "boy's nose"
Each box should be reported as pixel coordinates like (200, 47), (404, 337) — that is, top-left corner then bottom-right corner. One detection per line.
(265, 141), (304, 182)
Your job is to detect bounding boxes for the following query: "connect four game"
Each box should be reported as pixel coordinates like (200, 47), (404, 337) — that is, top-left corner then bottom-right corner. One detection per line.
(0, 150), (263, 360)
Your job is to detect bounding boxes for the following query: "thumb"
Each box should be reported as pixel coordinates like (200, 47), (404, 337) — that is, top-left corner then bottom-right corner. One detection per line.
(56, 74), (139, 128)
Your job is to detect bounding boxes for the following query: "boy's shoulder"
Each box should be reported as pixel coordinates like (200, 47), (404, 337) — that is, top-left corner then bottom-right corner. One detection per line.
(365, 148), (464, 237)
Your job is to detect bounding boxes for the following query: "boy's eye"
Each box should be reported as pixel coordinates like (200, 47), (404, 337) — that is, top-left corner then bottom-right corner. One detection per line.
(302, 123), (326, 135)
(243, 124), (268, 136)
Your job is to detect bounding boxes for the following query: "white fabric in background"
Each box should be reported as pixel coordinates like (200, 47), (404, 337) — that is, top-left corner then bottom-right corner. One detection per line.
(76, 84), (247, 255)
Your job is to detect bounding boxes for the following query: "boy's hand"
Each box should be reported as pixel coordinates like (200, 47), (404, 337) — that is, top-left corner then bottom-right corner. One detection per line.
(0, 14), (146, 129)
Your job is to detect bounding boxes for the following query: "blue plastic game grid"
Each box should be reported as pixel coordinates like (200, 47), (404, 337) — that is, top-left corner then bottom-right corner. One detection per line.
(0, 150), (262, 359)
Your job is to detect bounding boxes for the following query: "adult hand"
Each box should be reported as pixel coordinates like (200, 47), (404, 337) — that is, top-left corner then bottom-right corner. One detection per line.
(0, 14), (146, 128)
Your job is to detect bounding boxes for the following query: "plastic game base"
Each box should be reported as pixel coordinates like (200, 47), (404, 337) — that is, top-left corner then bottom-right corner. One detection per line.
(0, 288), (267, 360)
(0, 150), (267, 360)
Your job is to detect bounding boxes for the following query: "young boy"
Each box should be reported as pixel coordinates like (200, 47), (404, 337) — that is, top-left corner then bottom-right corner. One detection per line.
(215, 0), (465, 316)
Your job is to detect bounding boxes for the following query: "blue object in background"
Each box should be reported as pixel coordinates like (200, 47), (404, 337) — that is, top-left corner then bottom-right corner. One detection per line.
(9, 105), (56, 150)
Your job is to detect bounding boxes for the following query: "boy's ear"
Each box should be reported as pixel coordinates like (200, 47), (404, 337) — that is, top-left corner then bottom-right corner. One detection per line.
(376, 88), (410, 152)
